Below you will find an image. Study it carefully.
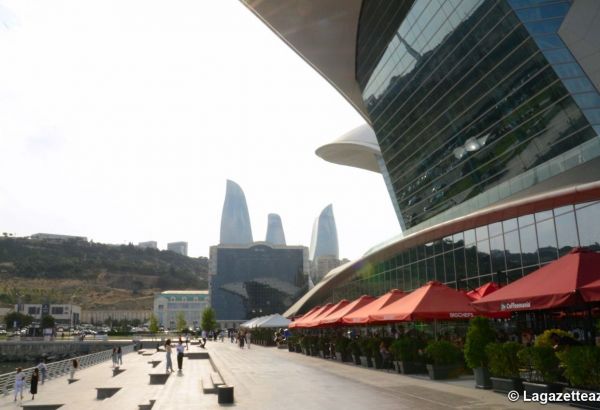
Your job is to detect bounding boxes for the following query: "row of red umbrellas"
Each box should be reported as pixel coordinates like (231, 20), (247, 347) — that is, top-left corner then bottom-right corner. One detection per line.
(289, 248), (600, 328)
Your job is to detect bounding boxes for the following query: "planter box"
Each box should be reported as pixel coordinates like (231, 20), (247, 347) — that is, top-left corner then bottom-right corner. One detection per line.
(310, 348), (319, 357)
(564, 387), (600, 410)
(398, 361), (426, 375)
(426, 364), (460, 380)
(294, 345), (302, 353)
(359, 356), (370, 367)
(352, 354), (361, 365)
(523, 381), (565, 395)
(373, 356), (383, 369)
(335, 352), (350, 362)
(287, 344), (294, 352)
(490, 377), (523, 394)
(473, 367), (492, 389)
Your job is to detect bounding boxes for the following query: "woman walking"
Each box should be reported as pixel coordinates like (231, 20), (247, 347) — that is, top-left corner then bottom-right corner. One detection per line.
(117, 346), (123, 365)
(30, 368), (39, 400)
(111, 347), (118, 368)
(165, 339), (174, 373)
(70, 359), (79, 380)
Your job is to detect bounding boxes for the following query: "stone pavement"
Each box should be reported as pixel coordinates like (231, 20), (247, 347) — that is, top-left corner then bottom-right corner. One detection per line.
(0, 340), (571, 409)
(208, 341), (567, 410)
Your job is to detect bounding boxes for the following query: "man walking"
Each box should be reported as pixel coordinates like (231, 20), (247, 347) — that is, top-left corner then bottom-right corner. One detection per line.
(176, 340), (185, 371)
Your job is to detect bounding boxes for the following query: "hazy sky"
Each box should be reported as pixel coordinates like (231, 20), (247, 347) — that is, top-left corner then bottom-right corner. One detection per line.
(0, 0), (399, 259)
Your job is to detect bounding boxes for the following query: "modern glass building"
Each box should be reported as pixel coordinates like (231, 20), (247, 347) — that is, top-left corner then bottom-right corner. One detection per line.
(265, 213), (286, 245)
(220, 180), (253, 245)
(209, 243), (309, 326)
(242, 0), (600, 316)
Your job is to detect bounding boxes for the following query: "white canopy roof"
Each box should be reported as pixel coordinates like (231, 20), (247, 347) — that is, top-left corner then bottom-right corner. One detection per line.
(251, 314), (291, 329)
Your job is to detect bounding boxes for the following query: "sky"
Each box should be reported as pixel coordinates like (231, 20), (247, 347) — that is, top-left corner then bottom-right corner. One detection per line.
(0, 0), (399, 260)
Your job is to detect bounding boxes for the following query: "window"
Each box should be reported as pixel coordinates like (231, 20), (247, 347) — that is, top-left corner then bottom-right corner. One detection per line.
(51, 307), (64, 315)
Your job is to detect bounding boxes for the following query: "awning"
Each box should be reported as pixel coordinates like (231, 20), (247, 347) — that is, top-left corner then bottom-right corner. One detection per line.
(370, 281), (478, 322)
(342, 289), (406, 324)
(302, 300), (350, 328)
(290, 303), (334, 329)
(466, 282), (503, 301)
(473, 248), (600, 313)
(252, 314), (291, 328)
(580, 278), (600, 302)
(319, 295), (376, 326)
(288, 306), (321, 329)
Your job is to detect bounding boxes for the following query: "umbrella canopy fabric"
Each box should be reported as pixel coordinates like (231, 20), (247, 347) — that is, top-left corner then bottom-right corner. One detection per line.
(291, 303), (334, 329)
(288, 306), (321, 329)
(473, 248), (600, 313)
(370, 281), (478, 322)
(342, 289), (406, 324)
(303, 300), (350, 328)
(466, 282), (503, 301)
(252, 314), (291, 328)
(319, 295), (377, 326)
(580, 278), (600, 302)
(240, 316), (265, 328)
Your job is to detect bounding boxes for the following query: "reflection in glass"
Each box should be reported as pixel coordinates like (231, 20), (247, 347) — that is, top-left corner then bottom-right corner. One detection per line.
(555, 212), (579, 255)
(504, 230), (522, 269)
(576, 203), (600, 251)
(537, 219), (558, 263)
(477, 240), (491, 275)
(520, 224), (539, 267)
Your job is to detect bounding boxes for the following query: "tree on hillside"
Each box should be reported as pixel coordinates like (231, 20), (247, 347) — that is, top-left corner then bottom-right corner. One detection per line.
(149, 313), (159, 333)
(4, 312), (33, 330)
(41, 315), (55, 329)
(176, 312), (187, 332)
(201, 308), (217, 333)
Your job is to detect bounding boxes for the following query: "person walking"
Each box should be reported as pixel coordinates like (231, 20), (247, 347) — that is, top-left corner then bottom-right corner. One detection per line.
(30, 368), (39, 400)
(70, 359), (79, 380)
(185, 333), (190, 350)
(201, 329), (207, 348)
(165, 339), (174, 373)
(111, 347), (118, 368)
(13, 368), (25, 402)
(245, 331), (251, 349)
(176, 340), (185, 371)
(37, 359), (48, 385)
(117, 346), (123, 365)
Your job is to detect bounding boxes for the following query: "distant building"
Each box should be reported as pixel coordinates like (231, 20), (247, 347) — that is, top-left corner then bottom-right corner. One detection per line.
(81, 310), (152, 325)
(220, 180), (253, 245)
(138, 241), (158, 249)
(309, 205), (341, 284)
(209, 242), (309, 328)
(167, 241), (188, 256)
(265, 214), (286, 245)
(153, 290), (209, 330)
(15, 303), (81, 327)
(30, 233), (87, 243)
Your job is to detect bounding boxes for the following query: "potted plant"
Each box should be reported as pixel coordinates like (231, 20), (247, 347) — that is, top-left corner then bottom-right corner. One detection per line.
(309, 336), (320, 356)
(486, 342), (524, 393)
(300, 336), (311, 355)
(334, 337), (351, 362)
(518, 346), (564, 394)
(424, 340), (463, 380)
(349, 339), (362, 365)
(558, 346), (600, 409)
(390, 337), (426, 374)
(464, 317), (495, 389)
(318, 336), (330, 358)
(358, 338), (373, 367)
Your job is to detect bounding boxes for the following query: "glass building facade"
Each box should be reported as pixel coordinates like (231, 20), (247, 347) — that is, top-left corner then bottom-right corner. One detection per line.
(209, 244), (308, 322)
(358, 0), (600, 232)
(332, 200), (600, 302)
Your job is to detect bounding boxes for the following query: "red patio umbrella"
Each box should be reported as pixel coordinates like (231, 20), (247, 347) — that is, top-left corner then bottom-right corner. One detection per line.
(288, 305), (321, 329)
(292, 303), (334, 329)
(580, 278), (600, 302)
(319, 295), (377, 326)
(342, 289), (406, 324)
(473, 248), (600, 313)
(466, 282), (503, 301)
(369, 281), (478, 322)
(303, 300), (350, 328)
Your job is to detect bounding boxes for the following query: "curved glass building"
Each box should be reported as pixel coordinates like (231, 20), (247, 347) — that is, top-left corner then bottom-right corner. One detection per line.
(265, 213), (286, 245)
(309, 204), (340, 261)
(242, 0), (600, 316)
(220, 180), (253, 245)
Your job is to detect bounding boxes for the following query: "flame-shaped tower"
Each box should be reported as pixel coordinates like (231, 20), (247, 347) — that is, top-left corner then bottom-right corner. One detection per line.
(309, 204), (339, 260)
(265, 213), (286, 245)
(219, 180), (253, 245)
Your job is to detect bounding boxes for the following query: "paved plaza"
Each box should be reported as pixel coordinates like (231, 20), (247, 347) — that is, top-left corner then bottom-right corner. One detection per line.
(0, 340), (568, 409)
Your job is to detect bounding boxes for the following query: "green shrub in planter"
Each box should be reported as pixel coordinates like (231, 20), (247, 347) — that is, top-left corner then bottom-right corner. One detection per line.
(349, 339), (362, 364)
(425, 340), (463, 366)
(464, 317), (495, 388)
(358, 338), (373, 358)
(335, 337), (351, 360)
(534, 329), (574, 348)
(390, 337), (420, 362)
(486, 342), (523, 379)
(557, 346), (600, 390)
(518, 346), (561, 384)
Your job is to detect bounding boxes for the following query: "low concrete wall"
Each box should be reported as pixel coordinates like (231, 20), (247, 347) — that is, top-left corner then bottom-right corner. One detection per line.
(0, 341), (130, 361)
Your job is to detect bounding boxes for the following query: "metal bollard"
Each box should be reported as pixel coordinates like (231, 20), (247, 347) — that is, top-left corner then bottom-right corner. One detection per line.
(217, 385), (234, 404)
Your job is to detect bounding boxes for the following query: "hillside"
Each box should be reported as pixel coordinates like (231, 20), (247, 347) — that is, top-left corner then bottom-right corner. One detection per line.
(0, 237), (208, 309)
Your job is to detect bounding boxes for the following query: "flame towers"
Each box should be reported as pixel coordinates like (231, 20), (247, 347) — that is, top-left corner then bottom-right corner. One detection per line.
(219, 180), (253, 245)
(265, 213), (286, 245)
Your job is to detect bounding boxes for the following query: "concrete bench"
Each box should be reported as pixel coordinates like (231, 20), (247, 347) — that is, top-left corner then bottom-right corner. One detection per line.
(147, 360), (161, 368)
(96, 387), (121, 400)
(21, 405), (64, 410)
(201, 375), (218, 394)
(210, 372), (225, 387)
(138, 399), (156, 410)
(184, 351), (209, 359)
(217, 385), (234, 404)
(148, 373), (170, 385)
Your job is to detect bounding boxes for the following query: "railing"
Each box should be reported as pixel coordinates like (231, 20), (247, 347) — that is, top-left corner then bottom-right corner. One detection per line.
(0, 344), (135, 395)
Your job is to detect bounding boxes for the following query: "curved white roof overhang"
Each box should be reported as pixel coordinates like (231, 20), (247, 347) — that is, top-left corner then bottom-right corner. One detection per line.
(316, 124), (382, 173)
(241, 0), (369, 121)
